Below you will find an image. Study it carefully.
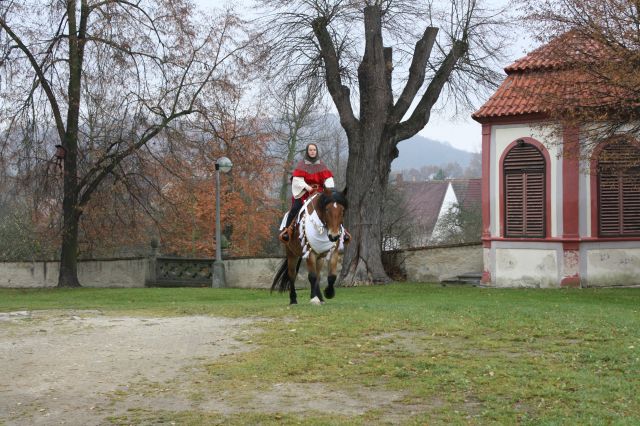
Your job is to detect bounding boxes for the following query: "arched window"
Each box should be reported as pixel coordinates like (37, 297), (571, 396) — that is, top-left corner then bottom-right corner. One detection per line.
(504, 141), (546, 238)
(598, 141), (640, 236)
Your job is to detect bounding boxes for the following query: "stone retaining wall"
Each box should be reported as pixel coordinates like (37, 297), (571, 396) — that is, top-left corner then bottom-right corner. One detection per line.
(384, 243), (483, 283)
(0, 258), (148, 288)
(0, 243), (483, 288)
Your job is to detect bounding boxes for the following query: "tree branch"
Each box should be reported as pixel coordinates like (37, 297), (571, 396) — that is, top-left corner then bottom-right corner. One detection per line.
(78, 110), (193, 207)
(312, 17), (359, 139)
(395, 39), (468, 141)
(0, 18), (66, 142)
(390, 26), (439, 124)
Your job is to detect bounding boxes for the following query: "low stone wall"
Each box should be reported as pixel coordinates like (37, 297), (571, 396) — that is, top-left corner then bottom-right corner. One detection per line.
(0, 244), (483, 288)
(0, 257), (311, 289)
(384, 243), (483, 283)
(0, 258), (149, 288)
(225, 257), (288, 289)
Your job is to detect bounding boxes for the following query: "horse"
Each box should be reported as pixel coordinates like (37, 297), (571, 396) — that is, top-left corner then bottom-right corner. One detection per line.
(272, 188), (348, 305)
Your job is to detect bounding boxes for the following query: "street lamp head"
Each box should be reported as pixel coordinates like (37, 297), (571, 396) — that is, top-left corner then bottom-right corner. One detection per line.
(215, 156), (233, 173)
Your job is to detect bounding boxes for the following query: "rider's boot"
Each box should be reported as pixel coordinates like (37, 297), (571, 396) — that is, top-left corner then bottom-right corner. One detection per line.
(279, 226), (292, 243)
(279, 209), (292, 243)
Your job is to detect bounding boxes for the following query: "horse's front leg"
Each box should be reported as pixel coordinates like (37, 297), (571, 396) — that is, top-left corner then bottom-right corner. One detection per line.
(324, 249), (339, 299)
(306, 254), (324, 305)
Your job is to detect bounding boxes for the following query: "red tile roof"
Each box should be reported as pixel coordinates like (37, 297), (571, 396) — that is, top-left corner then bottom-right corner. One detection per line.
(473, 31), (613, 121)
(504, 31), (605, 72)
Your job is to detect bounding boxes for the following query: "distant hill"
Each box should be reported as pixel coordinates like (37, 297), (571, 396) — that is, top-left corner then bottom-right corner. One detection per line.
(295, 113), (474, 171)
(391, 134), (474, 171)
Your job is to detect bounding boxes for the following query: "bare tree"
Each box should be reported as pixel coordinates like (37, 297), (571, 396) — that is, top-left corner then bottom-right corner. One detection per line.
(260, 0), (508, 283)
(0, 1), (254, 286)
(320, 116), (348, 188)
(431, 201), (482, 244)
(380, 183), (415, 250)
(518, 0), (640, 148)
(265, 78), (325, 211)
(463, 152), (481, 178)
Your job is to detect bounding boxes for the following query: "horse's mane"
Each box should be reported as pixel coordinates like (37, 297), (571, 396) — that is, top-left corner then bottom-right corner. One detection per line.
(318, 189), (348, 211)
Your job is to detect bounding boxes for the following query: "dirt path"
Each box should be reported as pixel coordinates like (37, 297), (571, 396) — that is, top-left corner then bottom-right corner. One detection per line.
(0, 310), (257, 425)
(1, 310), (424, 425)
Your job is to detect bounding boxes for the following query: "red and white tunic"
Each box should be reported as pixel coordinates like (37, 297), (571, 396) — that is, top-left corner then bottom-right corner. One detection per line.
(291, 159), (334, 201)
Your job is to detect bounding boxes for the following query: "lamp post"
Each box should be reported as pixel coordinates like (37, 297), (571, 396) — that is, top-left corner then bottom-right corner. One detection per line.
(212, 156), (232, 288)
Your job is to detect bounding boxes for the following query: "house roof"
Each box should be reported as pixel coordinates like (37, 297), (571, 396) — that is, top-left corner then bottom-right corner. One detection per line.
(395, 178), (481, 237)
(396, 181), (448, 237)
(504, 31), (605, 73)
(472, 31), (614, 121)
(450, 179), (481, 210)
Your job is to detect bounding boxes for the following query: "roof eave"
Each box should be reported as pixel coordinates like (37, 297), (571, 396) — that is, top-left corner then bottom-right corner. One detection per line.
(471, 112), (550, 125)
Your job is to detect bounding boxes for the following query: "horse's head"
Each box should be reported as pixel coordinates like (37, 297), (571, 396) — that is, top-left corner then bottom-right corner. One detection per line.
(318, 188), (348, 242)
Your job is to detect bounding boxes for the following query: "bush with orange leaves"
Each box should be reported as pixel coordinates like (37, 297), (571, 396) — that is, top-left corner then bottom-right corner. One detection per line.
(157, 117), (280, 258)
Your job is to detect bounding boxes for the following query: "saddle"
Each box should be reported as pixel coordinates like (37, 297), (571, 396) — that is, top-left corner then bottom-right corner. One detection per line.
(278, 195), (316, 243)
(279, 194), (351, 254)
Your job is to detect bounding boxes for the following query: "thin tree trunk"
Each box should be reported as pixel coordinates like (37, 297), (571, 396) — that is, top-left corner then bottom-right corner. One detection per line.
(57, 0), (85, 287)
(279, 130), (299, 211)
(58, 188), (81, 287)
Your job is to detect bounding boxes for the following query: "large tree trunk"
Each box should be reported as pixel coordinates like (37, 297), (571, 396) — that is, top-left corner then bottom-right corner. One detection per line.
(279, 133), (298, 211)
(57, 115), (82, 288)
(340, 133), (394, 284)
(340, 6), (394, 285)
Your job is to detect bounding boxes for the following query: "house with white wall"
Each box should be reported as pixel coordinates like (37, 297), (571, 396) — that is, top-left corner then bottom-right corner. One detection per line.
(473, 33), (640, 288)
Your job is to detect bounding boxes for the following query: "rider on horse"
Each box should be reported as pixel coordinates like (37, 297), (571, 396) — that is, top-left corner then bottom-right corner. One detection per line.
(279, 143), (334, 242)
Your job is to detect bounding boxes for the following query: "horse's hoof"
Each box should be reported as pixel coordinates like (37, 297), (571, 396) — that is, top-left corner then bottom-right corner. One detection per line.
(310, 296), (323, 305)
(324, 287), (335, 299)
(289, 301), (298, 305)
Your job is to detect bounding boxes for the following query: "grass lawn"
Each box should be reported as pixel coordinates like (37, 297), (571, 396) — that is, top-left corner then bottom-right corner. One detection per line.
(1, 283), (639, 425)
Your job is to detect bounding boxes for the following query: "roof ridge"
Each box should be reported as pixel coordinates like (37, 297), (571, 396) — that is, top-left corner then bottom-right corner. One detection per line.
(504, 30), (606, 74)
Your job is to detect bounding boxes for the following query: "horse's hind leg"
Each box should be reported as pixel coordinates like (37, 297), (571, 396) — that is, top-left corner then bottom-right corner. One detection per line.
(287, 255), (298, 305)
(289, 283), (297, 305)
(307, 255), (324, 305)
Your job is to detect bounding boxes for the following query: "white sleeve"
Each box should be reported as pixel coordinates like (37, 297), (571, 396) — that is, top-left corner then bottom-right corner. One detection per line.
(324, 177), (335, 189)
(291, 176), (310, 199)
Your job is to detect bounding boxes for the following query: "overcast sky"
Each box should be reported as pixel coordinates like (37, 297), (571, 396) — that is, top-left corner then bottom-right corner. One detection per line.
(201, 0), (536, 153)
(419, 35), (534, 153)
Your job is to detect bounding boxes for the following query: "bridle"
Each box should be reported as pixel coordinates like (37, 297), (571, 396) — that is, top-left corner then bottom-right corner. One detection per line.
(312, 193), (345, 242)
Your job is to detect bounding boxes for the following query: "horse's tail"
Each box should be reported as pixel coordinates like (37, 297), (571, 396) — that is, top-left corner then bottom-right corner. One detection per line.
(271, 257), (302, 293)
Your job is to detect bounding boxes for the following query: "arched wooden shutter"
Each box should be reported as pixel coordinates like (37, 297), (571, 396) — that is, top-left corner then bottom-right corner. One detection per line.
(504, 143), (546, 238)
(598, 142), (640, 236)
